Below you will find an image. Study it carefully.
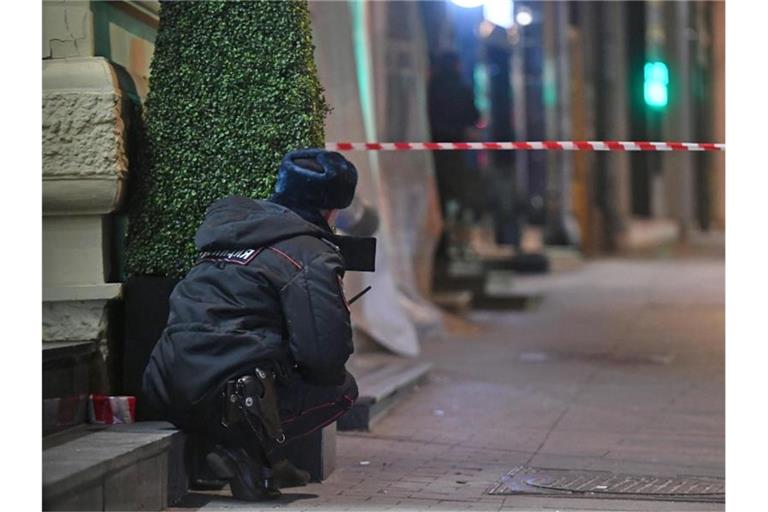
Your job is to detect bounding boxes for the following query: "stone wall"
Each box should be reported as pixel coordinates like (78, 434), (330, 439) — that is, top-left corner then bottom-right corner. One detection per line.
(42, 1), (94, 59)
(43, 92), (126, 180)
(43, 59), (128, 217)
(43, 57), (127, 291)
(42, 3), (158, 400)
(42, 57), (129, 398)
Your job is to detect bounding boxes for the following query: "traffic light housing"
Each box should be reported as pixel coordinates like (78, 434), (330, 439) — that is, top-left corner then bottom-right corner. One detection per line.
(644, 61), (669, 109)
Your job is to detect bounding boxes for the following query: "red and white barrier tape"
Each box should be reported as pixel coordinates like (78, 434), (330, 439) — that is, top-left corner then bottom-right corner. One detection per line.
(327, 141), (724, 152)
(88, 394), (136, 425)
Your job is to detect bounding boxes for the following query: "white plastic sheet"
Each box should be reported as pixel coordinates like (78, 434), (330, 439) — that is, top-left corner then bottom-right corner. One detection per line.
(310, 1), (428, 356)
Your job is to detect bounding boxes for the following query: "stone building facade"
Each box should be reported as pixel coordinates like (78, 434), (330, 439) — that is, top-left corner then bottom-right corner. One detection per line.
(42, 1), (158, 432)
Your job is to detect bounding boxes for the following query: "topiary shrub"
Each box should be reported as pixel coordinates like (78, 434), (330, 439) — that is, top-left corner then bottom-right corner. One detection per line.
(126, 0), (329, 278)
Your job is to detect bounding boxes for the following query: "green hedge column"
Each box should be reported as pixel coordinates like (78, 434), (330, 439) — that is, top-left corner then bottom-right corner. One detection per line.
(126, 0), (328, 278)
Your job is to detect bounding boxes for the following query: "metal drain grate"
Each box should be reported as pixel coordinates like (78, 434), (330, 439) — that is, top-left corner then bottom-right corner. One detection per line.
(517, 351), (675, 366)
(527, 472), (724, 495)
(487, 466), (724, 503)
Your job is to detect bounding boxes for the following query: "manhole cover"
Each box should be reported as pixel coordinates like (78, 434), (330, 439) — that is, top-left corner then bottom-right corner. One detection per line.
(527, 472), (724, 495)
(487, 466), (724, 503)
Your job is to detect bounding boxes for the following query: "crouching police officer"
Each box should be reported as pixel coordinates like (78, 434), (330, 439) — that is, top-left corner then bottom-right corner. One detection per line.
(142, 149), (360, 501)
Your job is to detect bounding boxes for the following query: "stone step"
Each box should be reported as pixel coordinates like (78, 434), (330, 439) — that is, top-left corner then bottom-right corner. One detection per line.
(472, 292), (543, 310)
(434, 254), (550, 311)
(544, 246), (584, 273)
(43, 421), (186, 511)
(281, 424), (337, 483)
(482, 252), (551, 274)
(620, 218), (679, 251)
(432, 290), (474, 315)
(479, 270), (544, 310)
(338, 354), (431, 431)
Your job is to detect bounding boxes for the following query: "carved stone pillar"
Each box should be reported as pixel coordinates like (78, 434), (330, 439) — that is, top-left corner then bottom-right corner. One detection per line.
(42, 57), (128, 347)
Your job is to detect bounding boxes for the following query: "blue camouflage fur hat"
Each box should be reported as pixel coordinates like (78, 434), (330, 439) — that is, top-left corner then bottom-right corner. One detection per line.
(272, 149), (358, 210)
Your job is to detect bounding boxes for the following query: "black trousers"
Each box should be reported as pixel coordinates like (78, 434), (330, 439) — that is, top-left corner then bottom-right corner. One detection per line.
(199, 369), (358, 462)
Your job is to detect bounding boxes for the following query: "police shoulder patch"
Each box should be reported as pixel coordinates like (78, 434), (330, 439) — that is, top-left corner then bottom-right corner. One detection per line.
(198, 248), (263, 266)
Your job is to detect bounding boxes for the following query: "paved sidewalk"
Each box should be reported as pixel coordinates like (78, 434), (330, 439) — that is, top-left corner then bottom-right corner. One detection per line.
(176, 254), (724, 511)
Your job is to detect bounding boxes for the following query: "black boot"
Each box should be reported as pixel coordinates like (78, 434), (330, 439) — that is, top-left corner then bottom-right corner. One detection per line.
(186, 435), (227, 491)
(206, 446), (281, 501)
(272, 459), (311, 488)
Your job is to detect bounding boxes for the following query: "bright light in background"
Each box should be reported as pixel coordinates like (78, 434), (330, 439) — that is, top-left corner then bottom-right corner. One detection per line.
(451, 0), (485, 8)
(473, 63), (490, 117)
(644, 61), (669, 108)
(483, 0), (514, 29)
(516, 7), (533, 26)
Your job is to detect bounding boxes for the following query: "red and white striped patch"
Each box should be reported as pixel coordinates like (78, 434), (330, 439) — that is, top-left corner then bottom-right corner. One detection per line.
(327, 141), (725, 152)
(88, 395), (136, 425)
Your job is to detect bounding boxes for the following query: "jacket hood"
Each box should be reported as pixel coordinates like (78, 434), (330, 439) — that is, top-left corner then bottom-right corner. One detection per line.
(194, 196), (327, 251)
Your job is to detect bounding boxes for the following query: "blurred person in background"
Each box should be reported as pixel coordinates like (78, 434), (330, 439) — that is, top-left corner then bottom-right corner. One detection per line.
(428, 51), (482, 268)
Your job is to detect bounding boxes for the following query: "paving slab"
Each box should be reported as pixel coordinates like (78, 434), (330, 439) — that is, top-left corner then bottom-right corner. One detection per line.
(173, 256), (724, 511)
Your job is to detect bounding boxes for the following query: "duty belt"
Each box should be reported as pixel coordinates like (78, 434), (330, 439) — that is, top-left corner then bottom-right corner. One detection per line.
(222, 367), (286, 444)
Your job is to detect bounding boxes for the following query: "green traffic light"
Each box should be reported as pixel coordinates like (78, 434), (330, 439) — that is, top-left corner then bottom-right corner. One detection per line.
(644, 61), (669, 108)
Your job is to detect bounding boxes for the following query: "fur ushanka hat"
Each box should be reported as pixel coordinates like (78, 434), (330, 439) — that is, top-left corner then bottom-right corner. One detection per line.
(271, 149), (358, 210)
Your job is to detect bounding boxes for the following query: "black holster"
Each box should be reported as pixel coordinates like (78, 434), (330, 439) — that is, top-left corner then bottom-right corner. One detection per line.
(222, 367), (285, 444)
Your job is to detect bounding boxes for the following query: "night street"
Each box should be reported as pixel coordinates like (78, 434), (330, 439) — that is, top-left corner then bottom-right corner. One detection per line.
(36, 1), (735, 510)
(177, 241), (724, 511)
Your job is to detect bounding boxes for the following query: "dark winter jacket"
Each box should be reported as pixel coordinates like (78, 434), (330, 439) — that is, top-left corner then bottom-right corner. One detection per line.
(142, 196), (353, 426)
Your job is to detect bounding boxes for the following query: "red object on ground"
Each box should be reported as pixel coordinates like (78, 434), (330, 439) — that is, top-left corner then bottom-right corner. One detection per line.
(88, 395), (136, 425)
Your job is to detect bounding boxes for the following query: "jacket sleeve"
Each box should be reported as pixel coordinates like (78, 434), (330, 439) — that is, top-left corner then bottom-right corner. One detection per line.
(280, 250), (353, 384)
